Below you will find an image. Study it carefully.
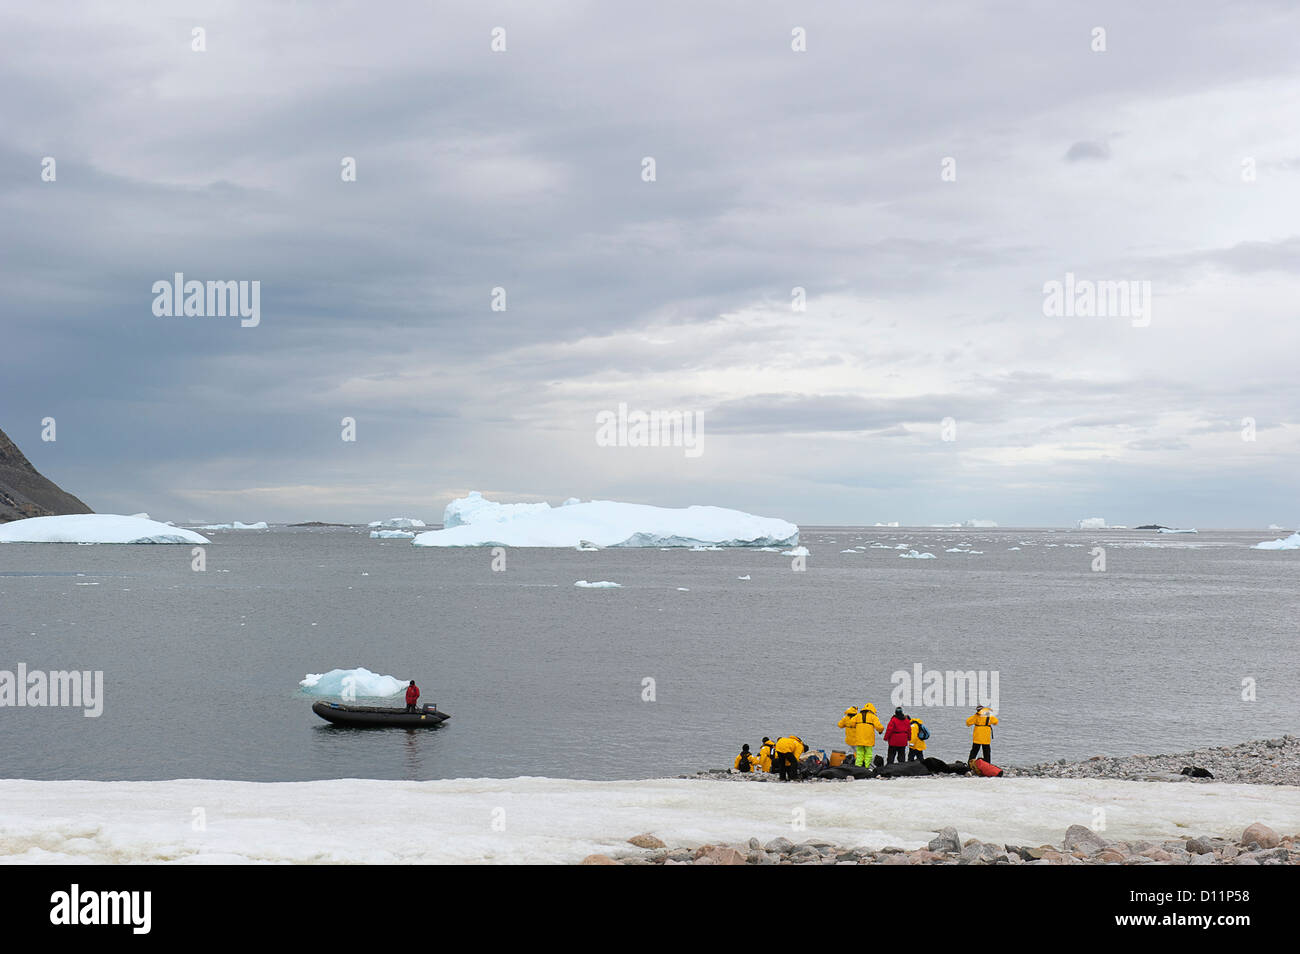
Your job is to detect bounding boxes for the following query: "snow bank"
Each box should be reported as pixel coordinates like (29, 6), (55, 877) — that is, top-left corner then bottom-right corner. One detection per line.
(413, 491), (798, 548)
(298, 668), (405, 697)
(1, 776), (1295, 864)
(1075, 517), (1106, 530)
(368, 517), (427, 529)
(0, 514), (209, 545)
(1255, 531), (1300, 550)
(370, 530), (416, 539)
(196, 521), (268, 531)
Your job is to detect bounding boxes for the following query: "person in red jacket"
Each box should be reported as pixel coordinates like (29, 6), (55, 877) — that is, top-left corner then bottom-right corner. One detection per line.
(404, 680), (420, 713)
(884, 707), (911, 764)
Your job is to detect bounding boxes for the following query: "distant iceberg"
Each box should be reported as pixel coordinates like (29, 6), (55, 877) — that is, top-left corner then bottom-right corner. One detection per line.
(1254, 532), (1300, 550)
(368, 517), (427, 529)
(1157, 528), (1197, 534)
(873, 521), (901, 528)
(962, 519), (999, 528)
(1075, 517), (1107, 530)
(299, 668), (405, 697)
(574, 580), (621, 588)
(412, 491), (798, 548)
(0, 514), (210, 545)
(899, 549), (936, 559)
(370, 529), (416, 539)
(197, 521), (268, 530)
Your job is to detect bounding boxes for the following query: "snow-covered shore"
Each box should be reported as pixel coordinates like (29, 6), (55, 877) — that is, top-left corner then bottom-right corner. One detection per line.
(2, 775), (1297, 864)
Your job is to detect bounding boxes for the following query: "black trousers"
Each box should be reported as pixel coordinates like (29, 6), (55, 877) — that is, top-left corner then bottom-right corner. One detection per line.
(777, 752), (798, 781)
(968, 743), (991, 763)
(406, 704), (418, 713)
(907, 748), (923, 761)
(886, 745), (906, 764)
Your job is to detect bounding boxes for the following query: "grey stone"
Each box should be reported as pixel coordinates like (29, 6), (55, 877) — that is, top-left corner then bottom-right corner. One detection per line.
(1063, 824), (1109, 855)
(927, 826), (961, 853)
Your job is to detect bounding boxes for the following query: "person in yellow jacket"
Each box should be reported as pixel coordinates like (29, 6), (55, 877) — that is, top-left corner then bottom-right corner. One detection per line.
(908, 717), (927, 761)
(836, 706), (860, 764)
(733, 743), (760, 773)
(853, 704), (885, 767)
(773, 735), (807, 781)
(757, 737), (776, 773)
(966, 705), (998, 764)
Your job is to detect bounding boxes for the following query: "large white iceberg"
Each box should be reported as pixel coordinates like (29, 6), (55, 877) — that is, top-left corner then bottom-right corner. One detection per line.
(196, 521), (268, 530)
(1075, 517), (1107, 529)
(368, 517), (427, 529)
(412, 492), (798, 548)
(299, 668), (405, 697)
(962, 519), (999, 528)
(0, 514), (210, 545)
(1254, 531), (1300, 550)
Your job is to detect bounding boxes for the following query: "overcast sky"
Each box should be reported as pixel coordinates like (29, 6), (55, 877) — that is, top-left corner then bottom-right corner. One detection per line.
(3, 1), (1298, 527)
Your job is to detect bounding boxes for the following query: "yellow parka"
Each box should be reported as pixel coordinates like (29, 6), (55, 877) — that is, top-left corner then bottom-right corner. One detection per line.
(837, 707), (860, 746)
(909, 719), (926, 752)
(775, 736), (806, 759)
(966, 708), (998, 744)
(734, 752), (759, 772)
(757, 740), (776, 772)
(855, 705), (885, 746)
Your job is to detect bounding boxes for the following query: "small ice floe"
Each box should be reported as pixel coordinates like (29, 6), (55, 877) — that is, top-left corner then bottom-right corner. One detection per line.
(737, 575), (751, 580)
(574, 580), (621, 588)
(899, 550), (936, 559)
(370, 530), (416, 539)
(1255, 531), (1300, 550)
(781, 546), (810, 557)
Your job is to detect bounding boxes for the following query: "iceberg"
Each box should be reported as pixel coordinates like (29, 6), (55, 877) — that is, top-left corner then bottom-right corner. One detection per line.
(370, 530), (416, 539)
(412, 492), (798, 549)
(0, 514), (210, 545)
(962, 519), (998, 528)
(367, 517), (427, 529)
(1075, 517), (1106, 530)
(899, 550), (936, 559)
(1254, 532), (1300, 550)
(299, 668), (405, 697)
(574, 580), (621, 588)
(1158, 528), (1197, 534)
(196, 521), (268, 530)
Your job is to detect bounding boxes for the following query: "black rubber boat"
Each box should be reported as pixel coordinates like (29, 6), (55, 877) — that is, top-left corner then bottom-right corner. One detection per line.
(312, 700), (450, 728)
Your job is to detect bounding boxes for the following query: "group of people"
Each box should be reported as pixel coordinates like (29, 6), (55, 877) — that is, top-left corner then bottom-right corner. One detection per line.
(734, 705), (1000, 781)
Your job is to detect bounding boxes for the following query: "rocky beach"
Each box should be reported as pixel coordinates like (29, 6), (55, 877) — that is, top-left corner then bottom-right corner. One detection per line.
(575, 736), (1300, 864)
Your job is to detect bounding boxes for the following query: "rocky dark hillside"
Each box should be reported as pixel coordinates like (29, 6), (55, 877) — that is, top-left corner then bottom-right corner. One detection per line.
(0, 425), (94, 522)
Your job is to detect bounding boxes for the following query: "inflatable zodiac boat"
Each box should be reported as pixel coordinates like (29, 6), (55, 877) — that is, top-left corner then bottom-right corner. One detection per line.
(311, 700), (450, 728)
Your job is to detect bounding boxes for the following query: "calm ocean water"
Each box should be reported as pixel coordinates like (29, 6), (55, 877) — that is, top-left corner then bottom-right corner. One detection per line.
(1, 526), (1295, 781)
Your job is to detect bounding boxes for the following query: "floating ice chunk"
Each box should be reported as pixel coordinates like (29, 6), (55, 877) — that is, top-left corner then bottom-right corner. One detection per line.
(737, 575), (751, 580)
(1267, 524), (1284, 531)
(414, 492), (798, 548)
(962, 519), (998, 527)
(368, 517), (427, 529)
(781, 546), (809, 557)
(676, 587), (690, 591)
(0, 514), (210, 545)
(370, 530), (416, 539)
(1255, 532), (1300, 550)
(299, 667), (405, 697)
(574, 580), (621, 588)
(1158, 528), (1197, 534)
(899, 550), (936, 559)
(1007, 546), (1021, 550)
(197, 521), (268, 530)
